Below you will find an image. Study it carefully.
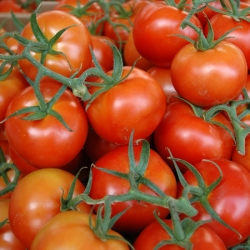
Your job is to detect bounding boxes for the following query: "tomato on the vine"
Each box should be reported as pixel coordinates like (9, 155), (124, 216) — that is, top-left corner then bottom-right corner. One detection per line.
(85, 66), (166, 145)
(4, 81), (89, 169)
(17, 10), (93, 81)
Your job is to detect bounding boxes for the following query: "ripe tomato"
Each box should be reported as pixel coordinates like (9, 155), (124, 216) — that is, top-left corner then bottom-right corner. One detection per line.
(8, 168), (92, 248)
(0, 199), (26, 250)
(17, 10), (93, 81)
(123, 28), (153, 71)
(4, 81), (89, 168)
(31, 211), (130, 250)
(133, 1), (201, 67)
(89, 143), (177, 234)
(85, 66), (166, 145)
(170, 41), (247, 107)
(177, 159), (250, 248)
(0, 0), (28, 12)
(0, 65), (29, 140)
(103, 0), (150, 49)
(53, 0), (104, 33)
(153, 98), (235, 172)
(147, 66), (177, 100)
(204, 4), (250, 69)
(133, 219), (227, 250)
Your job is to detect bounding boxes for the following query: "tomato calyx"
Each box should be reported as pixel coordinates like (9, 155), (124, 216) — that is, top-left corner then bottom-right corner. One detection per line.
(208, 0), (250, 22)
(180, 17), (241, 51)
(153, 201), (210, 250)
(0, 84), (73, 131)
(0, 147), (21, 197)
(170, 155), (242, 240)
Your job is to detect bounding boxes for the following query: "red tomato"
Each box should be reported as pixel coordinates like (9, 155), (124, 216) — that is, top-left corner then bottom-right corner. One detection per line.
(123, 27), (153, 71)
(85, 66), (166, 145)
(177, 159), (250, 248)
(53, 0), (104, 33)
(133, 1), (202, 67)
(0, 0), (28, 12)
(153, 98), (235, 172)
(89, 143), (177, 234)
(8, 168), (92, 248)
(147, 66), (177, 100)
(0, 65), (29, 140)
(17, 10), (93, 81)
(133, 219), (227, 250)
(31, 211), (130, 250)
(103, 0), (150, 49)
(0, 199), (26, 250)
(170, 41), (247, 107)
(204, 5), (250, 69)
(4, 81), (88, 168)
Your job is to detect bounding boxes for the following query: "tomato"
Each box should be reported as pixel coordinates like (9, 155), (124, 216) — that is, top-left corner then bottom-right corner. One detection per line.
(153, 98), (235, 172)
(123, 27), (153, 71)
(31, 210), (130, 250)
(17, 10), (93, 81)
(0, 199), (26, 250)
(170, 41), (247, 107)
(0, 65), (29, 141)
(103, 0), (150, 49)
(53, 0), (104, 33)
(4, 81), (89, 168)
(85, 66), (166, 145)
(89, 143), (177, 234)
(133, 1), (202, 67)
(147, 66), (177, 100)
(8, 168), (92, 248)
(0, 0), (28, 12)
(133, 219), (227, 250)
(177, 159), (250, 248)
(205, 11), (250, 70)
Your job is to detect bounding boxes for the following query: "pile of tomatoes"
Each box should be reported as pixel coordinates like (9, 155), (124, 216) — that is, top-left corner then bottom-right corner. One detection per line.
(1, 0), (250, 249)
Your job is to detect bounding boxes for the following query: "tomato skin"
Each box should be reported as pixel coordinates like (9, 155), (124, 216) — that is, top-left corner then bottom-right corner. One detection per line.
(0, 0), (28, 12)
(8, 168), (92, 248)
(147, 66), (177, 100)
(89, 144), (177, 234)
(205, 12), (250, 70)
(31, 210), (130, 250)
(153, 99), (235, 172)
(85, 66), (166, 145)
(177, 159), (250, 248)
(0, 199), (26, 250)
(17, 10), (93, 81)
(133, 219), (227, 250)
(0, 65), (29, 140)
(123, 28), (153, 71)
(133, 1), (202, 67)
(171, 41), (247, 107)
(4, 81), (88, 168)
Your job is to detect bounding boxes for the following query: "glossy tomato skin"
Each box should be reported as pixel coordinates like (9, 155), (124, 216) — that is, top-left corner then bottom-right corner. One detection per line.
(133, 1), (202, 67)
(153, 99), (235, 172)
(89, 144), (177, 234)
(31, 211), (130, 250)
(147, 66), (177, 100)
(205, 12), (250, 70)
(0, 199), (26, 250)
(133, 219), (227, 250)
(123, 28), (153, 71)
(8, 168), (92, 249)
(170, 41), (247, 107)
(17, 10), (93, 81)
(0, 65), (29, 140)
(4, 81), (88, 169)
(177, 159), (250, 248)
(85, 66), (166, 145)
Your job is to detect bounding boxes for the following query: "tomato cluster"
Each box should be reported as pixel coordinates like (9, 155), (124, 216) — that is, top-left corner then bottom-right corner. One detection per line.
(1, 0), (250, 249)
